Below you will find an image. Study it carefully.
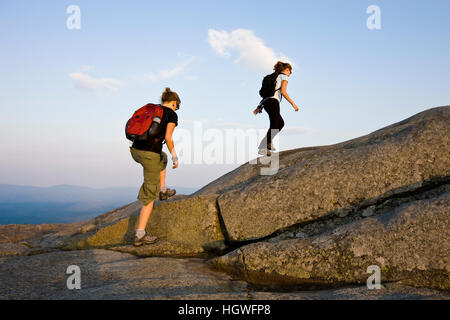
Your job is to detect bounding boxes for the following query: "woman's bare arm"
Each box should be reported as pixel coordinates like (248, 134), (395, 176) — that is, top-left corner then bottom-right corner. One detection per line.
(165, 122), (178, 168)
(281, 80), (299, 111)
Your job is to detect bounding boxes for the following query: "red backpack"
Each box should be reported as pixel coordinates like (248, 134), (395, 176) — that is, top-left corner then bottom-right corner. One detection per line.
(125, 103), (164, 143)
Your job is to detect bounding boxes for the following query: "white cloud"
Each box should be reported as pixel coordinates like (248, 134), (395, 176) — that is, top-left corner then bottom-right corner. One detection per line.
(208, 29), (295, 72)
(185, 75), (199, 81)
(69, 71), (123, 94)
(80, 65), (94, 72)
(143, 57), (195, 81)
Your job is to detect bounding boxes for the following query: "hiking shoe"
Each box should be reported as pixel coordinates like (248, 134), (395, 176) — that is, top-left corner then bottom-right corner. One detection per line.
(258, 148), (271, 156)
(133, 233), (158, 247)
(159, 187), (176, 201)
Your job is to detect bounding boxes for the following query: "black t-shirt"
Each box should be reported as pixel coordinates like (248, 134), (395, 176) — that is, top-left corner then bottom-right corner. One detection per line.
(131, 105), (178, 154)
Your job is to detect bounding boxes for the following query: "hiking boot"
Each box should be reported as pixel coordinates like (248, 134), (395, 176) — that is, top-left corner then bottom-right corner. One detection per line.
(133, 233), (158, 247)
(159, 187), (176, 201)
(258, 148), (271, 156)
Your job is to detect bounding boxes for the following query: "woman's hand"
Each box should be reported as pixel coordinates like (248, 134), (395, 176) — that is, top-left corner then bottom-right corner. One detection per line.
(281, 81), (298, 112)
(253, 108), (260, 115)
(171, 154), (179, 169)
(165, 122), (178, 168)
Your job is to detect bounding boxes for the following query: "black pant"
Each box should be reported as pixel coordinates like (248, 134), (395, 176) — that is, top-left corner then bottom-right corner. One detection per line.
(258, 98), (285, 149)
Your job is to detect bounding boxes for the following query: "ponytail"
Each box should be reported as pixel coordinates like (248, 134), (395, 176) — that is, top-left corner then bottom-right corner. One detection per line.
(161, 87), (181, 105)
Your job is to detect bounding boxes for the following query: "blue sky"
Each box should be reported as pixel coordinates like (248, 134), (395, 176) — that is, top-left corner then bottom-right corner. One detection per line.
(1, 0), (449, 189)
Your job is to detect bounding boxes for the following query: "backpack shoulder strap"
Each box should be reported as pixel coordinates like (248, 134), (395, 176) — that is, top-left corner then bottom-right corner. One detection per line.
(273, 73), (282, 92)
(154, 104), (164, 118)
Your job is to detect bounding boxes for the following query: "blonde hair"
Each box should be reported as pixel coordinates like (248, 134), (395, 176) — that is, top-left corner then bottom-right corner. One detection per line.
(161, 87), (181, 105)
(273, 61), (292, 73)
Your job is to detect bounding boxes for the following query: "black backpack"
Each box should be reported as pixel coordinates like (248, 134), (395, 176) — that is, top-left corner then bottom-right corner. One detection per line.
(259, 72), (280, 98)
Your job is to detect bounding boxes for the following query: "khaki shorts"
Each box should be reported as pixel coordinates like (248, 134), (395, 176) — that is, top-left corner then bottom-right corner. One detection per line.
(130, 147), (168, 206)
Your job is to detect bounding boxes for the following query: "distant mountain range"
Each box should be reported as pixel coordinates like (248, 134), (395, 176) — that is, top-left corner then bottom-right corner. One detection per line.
(0, 184), (197, 225)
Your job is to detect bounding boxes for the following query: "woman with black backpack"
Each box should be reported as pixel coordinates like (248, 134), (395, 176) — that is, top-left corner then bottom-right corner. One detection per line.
(254, 61), (299, 155)
(129, 88), (180, 246)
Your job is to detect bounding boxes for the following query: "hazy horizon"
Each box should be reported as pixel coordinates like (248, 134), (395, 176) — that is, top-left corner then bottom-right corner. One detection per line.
(0, 183), (198, 224)
(0, 182), (200, 191)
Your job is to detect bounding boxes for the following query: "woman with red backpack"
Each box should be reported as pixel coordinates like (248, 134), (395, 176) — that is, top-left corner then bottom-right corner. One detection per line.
(128, 88), (180, 246)
(254, 61), (299, 155)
